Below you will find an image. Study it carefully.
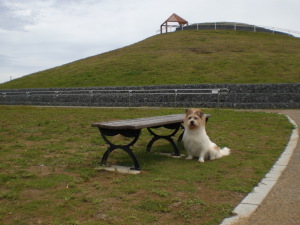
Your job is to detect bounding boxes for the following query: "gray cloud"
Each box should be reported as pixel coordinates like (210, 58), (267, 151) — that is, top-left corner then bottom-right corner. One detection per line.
(0, 1), (38, 31)
(0, 0), (300, 84)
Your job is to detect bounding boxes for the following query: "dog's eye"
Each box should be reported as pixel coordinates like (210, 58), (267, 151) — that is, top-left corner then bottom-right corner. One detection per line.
(188, 116), (192, 120)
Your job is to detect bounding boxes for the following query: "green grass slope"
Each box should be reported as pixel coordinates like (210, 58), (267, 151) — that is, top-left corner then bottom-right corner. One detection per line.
(1, 30), (300, 89)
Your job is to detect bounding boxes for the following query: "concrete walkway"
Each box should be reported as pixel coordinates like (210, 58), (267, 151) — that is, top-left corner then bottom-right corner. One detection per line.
(221, 110), (300, 225)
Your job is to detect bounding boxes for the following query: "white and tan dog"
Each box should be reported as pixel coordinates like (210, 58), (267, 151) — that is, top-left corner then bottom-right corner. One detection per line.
(182, 108), (230, 163)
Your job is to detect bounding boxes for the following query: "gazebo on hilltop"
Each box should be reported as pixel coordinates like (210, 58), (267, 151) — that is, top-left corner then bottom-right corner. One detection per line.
(160, 13), (188, 34)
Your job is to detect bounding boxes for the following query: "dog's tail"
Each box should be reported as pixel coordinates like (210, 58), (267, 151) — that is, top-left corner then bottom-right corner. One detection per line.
(220, 147), (230, 156)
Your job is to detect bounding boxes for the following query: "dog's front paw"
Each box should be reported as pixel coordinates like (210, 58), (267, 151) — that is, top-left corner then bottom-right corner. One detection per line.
(186, 156), (193, 160)
(198, 158), (205, 163)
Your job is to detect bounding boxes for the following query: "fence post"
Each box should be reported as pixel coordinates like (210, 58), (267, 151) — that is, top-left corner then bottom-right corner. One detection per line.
(217, 89), (220, 109)
(215, 22), (217, 30)
(89, 90), (93, 107)
(128, 90), (132, 108)
(174, 89), (177, 107)
(26, 92), (30, 105)
(55, 91), (59, 107)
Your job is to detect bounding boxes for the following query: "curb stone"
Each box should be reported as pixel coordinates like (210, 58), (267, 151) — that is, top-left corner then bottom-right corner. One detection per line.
(220, 115), (299, 225)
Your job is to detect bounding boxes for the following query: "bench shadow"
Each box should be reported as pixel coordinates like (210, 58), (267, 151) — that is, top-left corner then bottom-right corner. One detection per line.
(101, 140), (185, 171)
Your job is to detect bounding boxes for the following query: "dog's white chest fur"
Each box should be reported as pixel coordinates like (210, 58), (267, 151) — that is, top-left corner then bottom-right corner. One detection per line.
(183, 128), (215, 157)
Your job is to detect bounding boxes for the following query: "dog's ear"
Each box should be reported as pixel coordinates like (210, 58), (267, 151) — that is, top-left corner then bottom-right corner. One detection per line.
(195, 110), (204, 118)
(199, 111), (205, 118)
(185, 108), (193, 115)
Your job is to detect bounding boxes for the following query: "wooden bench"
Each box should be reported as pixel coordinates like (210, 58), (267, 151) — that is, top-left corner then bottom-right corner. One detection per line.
(92, 114), (210, 171)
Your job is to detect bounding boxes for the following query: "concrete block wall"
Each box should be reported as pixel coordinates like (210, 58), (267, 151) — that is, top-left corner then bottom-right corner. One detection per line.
(0, 83), (299, 109)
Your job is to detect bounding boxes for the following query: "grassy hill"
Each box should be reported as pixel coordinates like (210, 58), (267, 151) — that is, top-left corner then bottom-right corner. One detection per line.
(1, 30), (299, 89)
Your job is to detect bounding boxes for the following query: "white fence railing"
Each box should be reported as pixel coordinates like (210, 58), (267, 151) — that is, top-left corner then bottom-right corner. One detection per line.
(157, 22), (300, 37)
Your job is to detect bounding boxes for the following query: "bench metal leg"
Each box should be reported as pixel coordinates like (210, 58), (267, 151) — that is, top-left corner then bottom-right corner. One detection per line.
(99, 128), (141, 170)
(146, 122), (182, 156)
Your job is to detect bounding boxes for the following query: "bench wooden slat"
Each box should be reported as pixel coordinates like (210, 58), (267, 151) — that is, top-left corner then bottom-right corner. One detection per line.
(91, 114), (210, 130)
(91, 114), (184, 130)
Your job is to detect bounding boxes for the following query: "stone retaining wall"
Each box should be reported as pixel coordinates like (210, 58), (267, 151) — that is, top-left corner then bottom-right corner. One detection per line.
(0, 83), (299, 109)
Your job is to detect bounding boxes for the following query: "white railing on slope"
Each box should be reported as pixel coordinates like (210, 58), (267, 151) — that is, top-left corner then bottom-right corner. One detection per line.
(157, 22), (300, 37)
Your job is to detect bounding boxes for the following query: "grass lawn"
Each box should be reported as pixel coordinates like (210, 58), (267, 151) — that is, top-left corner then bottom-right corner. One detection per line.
(0, 106), (294, 224)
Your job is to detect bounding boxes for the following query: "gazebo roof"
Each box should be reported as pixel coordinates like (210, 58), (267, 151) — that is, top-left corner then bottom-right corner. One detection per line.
(160, 13), (188, 33)
(162, 13), (188, 25)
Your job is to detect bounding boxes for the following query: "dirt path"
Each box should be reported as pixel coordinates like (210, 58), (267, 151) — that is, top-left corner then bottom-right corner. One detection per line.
(229, 110), (300, 225)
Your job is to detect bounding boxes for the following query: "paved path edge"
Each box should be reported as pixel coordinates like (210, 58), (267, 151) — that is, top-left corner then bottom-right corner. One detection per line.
(220, 114), (299, 225)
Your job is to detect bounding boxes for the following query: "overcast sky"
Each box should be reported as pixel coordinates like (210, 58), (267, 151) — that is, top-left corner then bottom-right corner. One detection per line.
(0, 0), (299, 84)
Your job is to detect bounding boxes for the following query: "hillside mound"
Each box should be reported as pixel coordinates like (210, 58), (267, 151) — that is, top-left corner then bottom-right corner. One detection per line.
(1, 30), (299, 89)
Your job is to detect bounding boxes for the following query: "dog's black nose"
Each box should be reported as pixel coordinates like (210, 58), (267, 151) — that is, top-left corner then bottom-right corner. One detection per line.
(191, 121), (194, 125)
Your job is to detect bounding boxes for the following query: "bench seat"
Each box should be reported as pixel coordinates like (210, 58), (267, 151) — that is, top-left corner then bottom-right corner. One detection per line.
(92, 114), (185, 130)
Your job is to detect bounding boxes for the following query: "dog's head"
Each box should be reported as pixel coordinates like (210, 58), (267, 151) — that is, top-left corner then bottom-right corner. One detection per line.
(184, 108), (206, 130)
